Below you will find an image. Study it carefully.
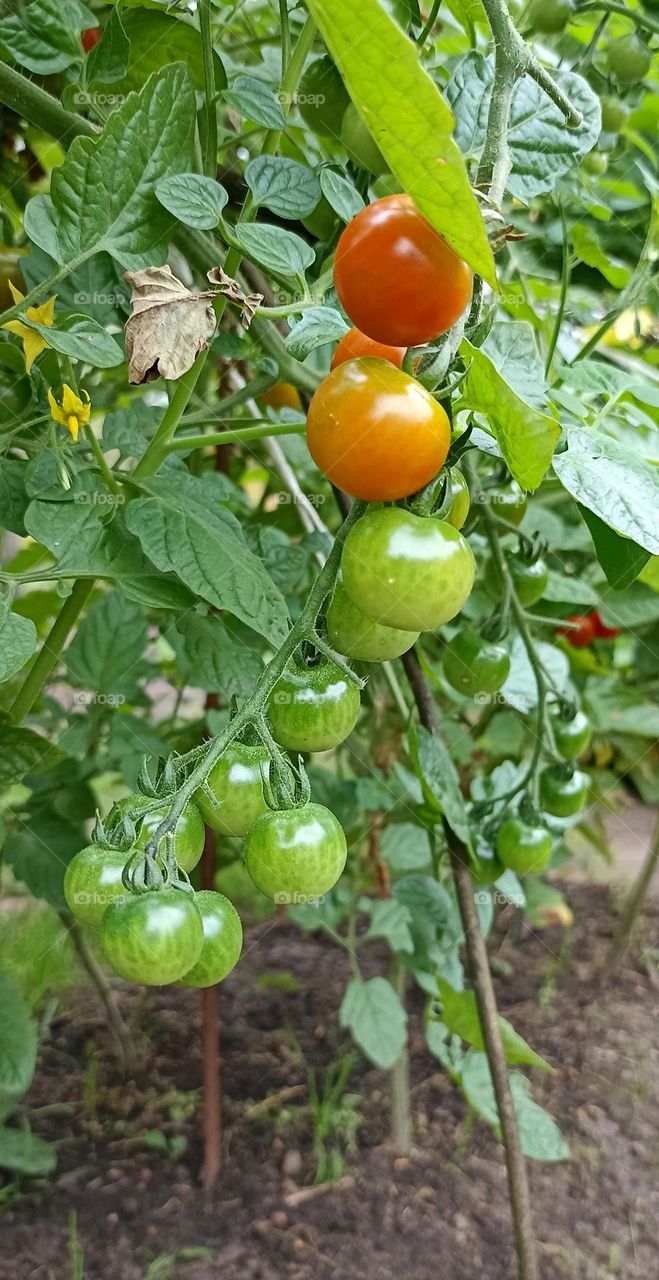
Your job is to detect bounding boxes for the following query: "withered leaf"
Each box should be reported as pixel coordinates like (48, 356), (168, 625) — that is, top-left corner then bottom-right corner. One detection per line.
(207, 267), (263, 328)
(124, 266), (216, 384)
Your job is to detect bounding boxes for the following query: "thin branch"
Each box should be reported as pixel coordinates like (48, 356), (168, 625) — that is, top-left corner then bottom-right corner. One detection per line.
(66, 918), (134, 1068)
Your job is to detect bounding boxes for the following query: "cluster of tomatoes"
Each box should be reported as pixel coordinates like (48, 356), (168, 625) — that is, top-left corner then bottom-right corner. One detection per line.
(559, 610), (620, 649)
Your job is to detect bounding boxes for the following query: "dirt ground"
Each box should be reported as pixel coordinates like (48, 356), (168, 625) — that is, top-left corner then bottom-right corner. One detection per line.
(2, 872), (658, 1280)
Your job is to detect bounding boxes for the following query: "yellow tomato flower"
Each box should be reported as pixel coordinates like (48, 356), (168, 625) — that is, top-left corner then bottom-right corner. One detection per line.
(2, 281), (56, 372)
(48, 384), (91, 443)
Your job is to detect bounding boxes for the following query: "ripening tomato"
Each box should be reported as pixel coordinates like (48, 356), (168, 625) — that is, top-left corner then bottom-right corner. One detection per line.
(306, 358), (450, 501)
(341, 103), (388, 174)
(442, 629), (510, 697)
(101, 889), (204, 986)
(326, 578), (419, 662)
(64, 846), (129, 925)
(589, 610), (620, 640)
(177, 891), (242, 988)
(342, 507), (475, 632)
(331, 328), (405, 371)
(558, 614), (596, 648)
(194, 740), (270, 837)
(333, 195), (473, 347)
(260, 382), (302, 412)
(268, 653), (361, 752)
(540, 766), (589, 818)
(244, 802), (347, 902)
(81, 27), (100, 52)
(497, 819), (552, 876)
(549, 706), (592, 759)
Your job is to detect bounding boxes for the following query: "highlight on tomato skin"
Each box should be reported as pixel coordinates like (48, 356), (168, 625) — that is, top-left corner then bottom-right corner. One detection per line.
(333, 194), (473, 348)
(306, 356), (450, 502)
(330, 327), (406, 371)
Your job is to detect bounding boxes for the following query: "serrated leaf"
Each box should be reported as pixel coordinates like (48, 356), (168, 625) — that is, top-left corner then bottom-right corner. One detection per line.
(553, 427), (659, 556)
(459, 339), (560, 490)
(460, 1053), (569, 1161)
(0, 461), (30, 536)
(438, 979), (551, 1071)
(124, 472), (290, 646)
(3, 813), (87, 909)
(0, 727), (65, 787)
(21, 315), (124, 368)
(380, 822), (432, 872)
(339, 976), (407, 1069)
(502, 639), (571, 713)
(319, 168), (364, 222)
(175, 615), (262, 698)
(482, 321), (546, 409)
(224, 75), (285, 129)
(86, 3), (129, 83)
(409, 723), (473, 851)
(156, 173), (228, 230)
(245, 156), (320, 219)
(93, 10), (226, 95)
(0, 1129), (56, 1175)
(65, 589), (147, 698)
(230, 222), (315, 280)
(508, 73), (601, 201)
(285, 306), (349, 360)
(45, 63), (196, 271)
(304, 0), (495, 286)
(446, 52), (493, 155)
(0, 612), (37, 683)
(0, 0), (94, 74)
(0, 977), (37, 1099)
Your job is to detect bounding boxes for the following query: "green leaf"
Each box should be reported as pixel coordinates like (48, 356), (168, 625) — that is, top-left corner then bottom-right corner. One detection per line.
(0, 612), (37, 683)
(93, 10), (226, 95)
(571, 225), (630, 290)
(230, 222), (315, 280)
(578, 507), (650, 591)
(44, 63), (196, 270)
(319, 168), (364, 222)
(446, 53), (494, 156)
(86, 3), (129, 84)
(459, 339), (560, 490)
(380, 822), (432, 872)
(0, 1129), (56, 1176)
(553, 427), (659, 556)
(409, 723), (473, 850)
(542, 569), (601, 606)
(482, 321), (546, 409)
(507, 73), (601, 201)
(245, 157), (320, 219)
(438, 980), (551, 1071)
(364, 898), (414, 953)
(21, 315), (124, 368)
(65, 589), (147, 698)
(460, 1053), (569, 1161)
(0, 728), (65, 788)
(0, 0), (94, 74)
(339, 976), (407, 1069)
(584, 677), (659, 739)
(175, 615), (263, 699)
(24, 498), (149, 579)
(285, 306), (349, 360)
(224, 75), (286, 129)
(0, 461), (30, 536)
(502, 639), (571, 714)
(304, 0), (495, 286)
(3, 813), (87, 909)
(598, 584), (659, 630)
(124, 472), (290, 646)
(156, 173), (228, 230)
(0, 977), (37, 1100)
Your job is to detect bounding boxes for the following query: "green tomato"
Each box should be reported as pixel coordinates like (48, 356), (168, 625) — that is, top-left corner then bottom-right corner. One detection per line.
(496, 819), (552, 876)
(244, 802), (347, 902)
(549, 706), (592, 760)
(489, 481), (527, 529)
(176, 891), (242, 987)
(600, 96), (628, 134)
(111, 795), (205, 873)
(508, 555), (548, 607)
(607, 34), (652, 86)
(64, 845), (129, 925)
(101, 889), (203, 986)
(297, 56), (350, 136)
(301, 195), (338, 240)
(341, 103), (388, 175)
(443, 629), (510, 697)
(326, 578), (419, 662)
(527, 0), (573, 33)
(268, 654), (361, 752)
(194, 741), (270, 837)
(445, 469), (470, 530)
(582, 151), (608, 177)
(540, 766), (589, 818)
(342, 507), (475, 633)
(470, 853), (505, 885)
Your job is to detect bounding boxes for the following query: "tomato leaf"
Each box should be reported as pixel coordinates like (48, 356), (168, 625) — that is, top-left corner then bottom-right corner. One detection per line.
(553, 427), (659, 556)
(230, 222), (315, 280)
(0, 978), (37, 1100)
(460, 1053), (569, 1161)
(409, 723), (473, 852)
(285, 306), (349, 360)
(21, 315), (124, 368)
(304, 0), (495, 286)
(0, 612), (37, 683)
(65, 589), (148, 699)
(438, 980), (552, 1071)
(156, 174), (228, 230)
(245, 157), (320, 220)
(0, 0), (94, 75)
(319, 169), (364, 222)
(0, 728), (65, 788)
(578, 506), (650, 590)
(224, 75), (286, 129)
(92, 10), (226, 95)
(339, 976), (407, 1069)
(459, 339), (561, 490)
(0, 1129), (56, 1176)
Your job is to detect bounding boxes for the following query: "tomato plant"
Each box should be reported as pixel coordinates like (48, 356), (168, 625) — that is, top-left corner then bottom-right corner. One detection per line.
(111, 796), (205, 873)
(306, 357), (450, 500)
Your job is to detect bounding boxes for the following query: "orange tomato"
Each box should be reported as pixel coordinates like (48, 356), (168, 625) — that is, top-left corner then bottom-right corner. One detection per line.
(331, 327), (405, 371)
(260, 382), (302, 412)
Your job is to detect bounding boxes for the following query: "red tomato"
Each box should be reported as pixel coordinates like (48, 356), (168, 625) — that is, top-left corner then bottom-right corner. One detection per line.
(558, 614), (597, 648)
(331, 327), (405, 371)
(333, 195), (473, 347)
(589, 610), (620, 639)
(306, 356), (450, 501)
(82, 27), (101, 52)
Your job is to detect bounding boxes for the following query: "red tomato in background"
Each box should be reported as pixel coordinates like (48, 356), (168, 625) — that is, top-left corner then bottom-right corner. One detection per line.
(558, 614), (597, 648)
(82, 27), (101, 52)
(589, 610), (620, 639)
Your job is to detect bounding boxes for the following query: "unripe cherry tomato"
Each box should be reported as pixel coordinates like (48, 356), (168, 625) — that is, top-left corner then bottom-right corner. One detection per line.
(326, 578), (419, 662)
(558, 614), (596, 648)
(334, 195), (473, 347)
(177, 891), (242, 987)
(508, 555), (548, 607)
(540, 767), (589, 818)
(64, 846), (129, 925)
(101, 889), (204, 986)
(330, 327), (405, 371)
(260, 382), (302, 412)
(582, 152), (608, 177)
(527, 0), (573, 34)
(82, 27), (101, 52)
(111, 795), (204, 873)
(601, 96), (628, 133)
(470, 853), (506, 885)
(245, 803), (347, 902)
(443, 629), (510, 697)
(268, 654), (361, 752)
(489, 481), (527, 528)
(497, 819), (552, 876)
(549, 706), (592, 759)
(590, 610), (620, 640)
(341, 103), (388, 174)
(607, 34), (652, 86)
(306, 357), (450, 501)
(194, 740), (270, 837)
(445, 469), (470, 530)
(342, 507), (475, 632)
(297, 56), (350, 136)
